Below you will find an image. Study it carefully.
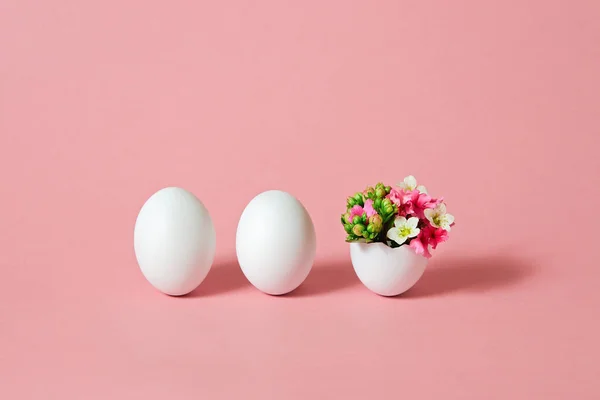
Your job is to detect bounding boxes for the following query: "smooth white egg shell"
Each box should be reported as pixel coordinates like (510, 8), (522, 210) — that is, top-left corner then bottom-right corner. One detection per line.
(236, 190), (316, 295)
(134, 187), (216, 296)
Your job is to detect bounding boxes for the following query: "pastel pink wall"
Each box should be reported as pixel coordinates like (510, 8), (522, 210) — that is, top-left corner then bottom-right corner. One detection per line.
(1, 1), (599, 398)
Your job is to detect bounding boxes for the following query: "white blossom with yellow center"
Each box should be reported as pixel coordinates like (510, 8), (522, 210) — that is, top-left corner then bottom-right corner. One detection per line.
(386, 216), (420, 245)
(398, 175), (428, 194)
(424, 203), (455, 231)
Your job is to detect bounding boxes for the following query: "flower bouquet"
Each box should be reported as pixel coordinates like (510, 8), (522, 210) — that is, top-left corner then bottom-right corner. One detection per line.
(341, 176), (455, 296)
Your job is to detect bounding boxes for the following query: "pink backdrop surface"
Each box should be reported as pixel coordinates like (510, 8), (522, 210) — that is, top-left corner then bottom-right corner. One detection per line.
(1, 0), (599, 398)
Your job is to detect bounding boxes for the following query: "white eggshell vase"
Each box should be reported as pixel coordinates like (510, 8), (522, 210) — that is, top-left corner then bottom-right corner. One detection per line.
(349, 242), (427, 296)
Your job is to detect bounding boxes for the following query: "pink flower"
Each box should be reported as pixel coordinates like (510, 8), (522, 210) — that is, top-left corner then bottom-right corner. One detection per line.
(408, 222), (449, 258)
(401, 190), (415, 204)
(398, 203), (414, 217)
(409, 235), (431, 258)
(387, 188), (403, 207)
(411, 192), (435, 219)
(387, 188), (414, 216)
(363, 199), (377, 218)
(347, 205), (365, 222)
(420, 224), (449, 250)
(389, 188), (438, 218)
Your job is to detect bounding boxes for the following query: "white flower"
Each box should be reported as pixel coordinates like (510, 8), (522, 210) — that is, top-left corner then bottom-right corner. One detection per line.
(398, 175), (417, 191)
(398, 175), (428, 194)
(424, 203), (455, 231)
(386, 216), (420, 245)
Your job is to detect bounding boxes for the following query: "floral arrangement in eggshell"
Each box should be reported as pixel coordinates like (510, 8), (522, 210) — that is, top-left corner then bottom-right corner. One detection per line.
(340, 176), (455, 258)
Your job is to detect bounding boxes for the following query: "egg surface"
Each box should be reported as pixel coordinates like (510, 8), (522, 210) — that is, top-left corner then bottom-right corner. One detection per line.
(134, 187), (216, 296)
(236, 190), (316, 295)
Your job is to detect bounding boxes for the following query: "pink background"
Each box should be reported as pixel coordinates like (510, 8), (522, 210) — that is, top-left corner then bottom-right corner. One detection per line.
(1, 0), (599, 398)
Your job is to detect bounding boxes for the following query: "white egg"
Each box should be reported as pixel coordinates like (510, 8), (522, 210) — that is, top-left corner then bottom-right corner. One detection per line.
(236, 190), (316, 295)
(134, 187), (216, 296)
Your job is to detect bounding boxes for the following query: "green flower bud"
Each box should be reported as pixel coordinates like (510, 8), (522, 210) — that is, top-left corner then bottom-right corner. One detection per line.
(370, 214), (383, 227)
(367, 223), (375, 233)
(353, 193), (364, 205)
(341, 213), (349, 225)
(385, 186), (391, 194)
(352, 224), (365, 236)
(375, 187), (386, 198)
(344, 224), (353, 234)
(374, 198), (382, 209)
(382, 198), (392, 208)
(347, 197), (356, 207)
(383, 205), (394, 215)
(352, 216), (361, 224)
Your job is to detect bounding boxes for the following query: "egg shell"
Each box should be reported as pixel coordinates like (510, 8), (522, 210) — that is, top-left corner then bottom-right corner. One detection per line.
(134, 187), (216, 296)
(236, 190), (316, 295)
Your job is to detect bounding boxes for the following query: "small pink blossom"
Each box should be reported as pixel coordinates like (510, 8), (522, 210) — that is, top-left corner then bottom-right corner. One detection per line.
(409, 235), (431, 258)
(401, 190), (415, 204)
(408, 223), (448, 258)
(363, 199), (377, 218)
(347, 205), (365, 222)
(398, 202), (413, 217)
(387, 188), (403, 207)
(422, 225), (449, 249)
(419, 224), (448, 249)
(411, 192), (435, 219)
(388, 188), (434, 217)
(388, 188), (415, 216)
